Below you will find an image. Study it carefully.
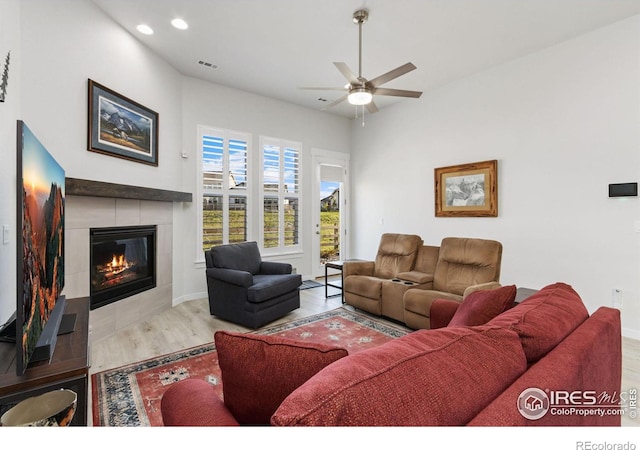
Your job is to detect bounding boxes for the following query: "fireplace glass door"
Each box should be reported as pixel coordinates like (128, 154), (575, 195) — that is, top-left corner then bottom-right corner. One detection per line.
(90, 225), (156, 310)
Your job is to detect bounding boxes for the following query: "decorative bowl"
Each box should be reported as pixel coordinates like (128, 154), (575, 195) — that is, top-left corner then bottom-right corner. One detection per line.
(0, 389), (77, 427)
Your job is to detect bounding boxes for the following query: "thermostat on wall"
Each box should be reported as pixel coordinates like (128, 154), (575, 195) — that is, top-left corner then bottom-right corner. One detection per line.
(609, 182), (638, 197)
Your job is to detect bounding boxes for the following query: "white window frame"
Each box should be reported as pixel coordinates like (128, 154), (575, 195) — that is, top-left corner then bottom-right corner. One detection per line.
(259, 136), (302, 256)
(197, 125), (252, 261)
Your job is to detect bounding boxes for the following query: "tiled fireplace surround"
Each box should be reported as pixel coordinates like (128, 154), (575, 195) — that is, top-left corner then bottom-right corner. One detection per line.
(63, 195), (174, 343)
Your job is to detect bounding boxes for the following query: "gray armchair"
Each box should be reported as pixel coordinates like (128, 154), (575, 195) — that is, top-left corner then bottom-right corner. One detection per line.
(205, 241), (301, 329)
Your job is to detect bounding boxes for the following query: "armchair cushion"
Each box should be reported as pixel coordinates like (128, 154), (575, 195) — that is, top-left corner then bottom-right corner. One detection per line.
(448, 285), (516, 327)
(248, 274), (303, 303)
(214, 331), (348, 425)
(210, 241), (262, 274)
(487, 282), (589, 363)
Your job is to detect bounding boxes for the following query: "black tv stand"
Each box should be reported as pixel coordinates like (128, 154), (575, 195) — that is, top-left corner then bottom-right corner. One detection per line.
(0, 312), (76, 343)
(58, 313), (77, 335)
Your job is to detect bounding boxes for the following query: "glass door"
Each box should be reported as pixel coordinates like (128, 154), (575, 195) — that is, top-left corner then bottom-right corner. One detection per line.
(311, 149), (350, 279)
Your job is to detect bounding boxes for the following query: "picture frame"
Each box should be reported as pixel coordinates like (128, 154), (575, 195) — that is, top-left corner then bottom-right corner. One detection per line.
(88, 79), (158, 166)
(434, 159), (498, 217)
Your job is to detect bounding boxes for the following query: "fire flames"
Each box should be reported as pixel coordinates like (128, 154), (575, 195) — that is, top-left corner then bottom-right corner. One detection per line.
(106, 253), (130, 276)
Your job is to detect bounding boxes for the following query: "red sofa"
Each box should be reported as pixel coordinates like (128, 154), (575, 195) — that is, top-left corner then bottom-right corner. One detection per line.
(161, 282), (622, 426)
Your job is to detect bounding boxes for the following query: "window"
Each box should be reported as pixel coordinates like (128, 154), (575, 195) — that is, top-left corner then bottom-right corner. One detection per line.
(260, 137), (301, 252)
(199, 126), (250, 253)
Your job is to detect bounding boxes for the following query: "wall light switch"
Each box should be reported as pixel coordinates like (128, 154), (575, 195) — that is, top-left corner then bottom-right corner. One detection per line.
(612, 288), (623, 309)
(2, 225), (8, 244)
(635, 221), (640, 233)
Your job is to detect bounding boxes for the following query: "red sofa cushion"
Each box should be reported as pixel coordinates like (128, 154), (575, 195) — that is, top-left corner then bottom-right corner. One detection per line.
(487, 282), (589, 363)
(470, 307), (622, 426)
(214, 331), (348, 425)
(271, 326), (527, 426)
(448, 285), (517, 327)
(161, 378), (239, 426)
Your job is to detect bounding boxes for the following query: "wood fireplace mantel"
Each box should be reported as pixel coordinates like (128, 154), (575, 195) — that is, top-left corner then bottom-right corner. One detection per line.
(65, 178), (192, 203)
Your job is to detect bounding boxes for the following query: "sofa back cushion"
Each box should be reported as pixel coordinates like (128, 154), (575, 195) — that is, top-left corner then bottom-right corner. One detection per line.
(432, 237), (502, 294)
(271, 326), (527, 426)
(448, 285), (517, 327)
(210, 241), (262, 274)
(214, 331), (348, 425)
(373, 233), (422, 279)
(487, 282), (589, 363)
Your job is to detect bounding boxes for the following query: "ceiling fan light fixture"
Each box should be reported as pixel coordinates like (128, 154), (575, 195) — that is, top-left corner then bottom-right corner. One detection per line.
(348, 87), (372, 105)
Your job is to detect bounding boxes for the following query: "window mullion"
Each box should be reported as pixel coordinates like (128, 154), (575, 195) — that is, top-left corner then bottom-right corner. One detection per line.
(222, 134), (230, 244)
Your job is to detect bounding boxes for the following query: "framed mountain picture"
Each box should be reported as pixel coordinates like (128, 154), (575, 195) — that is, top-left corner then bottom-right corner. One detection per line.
(88, 79), (158, 166)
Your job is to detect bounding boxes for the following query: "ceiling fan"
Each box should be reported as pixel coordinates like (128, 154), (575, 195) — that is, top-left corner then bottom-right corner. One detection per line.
(301, 8), (422, 114)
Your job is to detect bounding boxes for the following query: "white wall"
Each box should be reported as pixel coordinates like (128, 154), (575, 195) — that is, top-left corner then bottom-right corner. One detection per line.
(9, 0), (352, 316)
(350, 15), (640, 338)
(15, 0), (186, 314)
(0, 0), (21, 325)
(177, 77), (351, 302)
(19, 0), (183, 190)
(9, 1), (639, 339)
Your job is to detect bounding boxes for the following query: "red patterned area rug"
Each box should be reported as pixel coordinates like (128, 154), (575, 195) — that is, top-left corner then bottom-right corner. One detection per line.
(91, 307), (410, 426)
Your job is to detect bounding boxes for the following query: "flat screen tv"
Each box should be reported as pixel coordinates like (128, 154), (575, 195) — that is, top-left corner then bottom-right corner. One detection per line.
(14, 120), (69, 375)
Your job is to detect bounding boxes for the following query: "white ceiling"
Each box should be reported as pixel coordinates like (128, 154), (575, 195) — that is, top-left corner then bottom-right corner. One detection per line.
(91, 0), (640, 118)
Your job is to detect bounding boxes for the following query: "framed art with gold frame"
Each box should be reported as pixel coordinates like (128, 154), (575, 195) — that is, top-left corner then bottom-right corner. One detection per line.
(434, 160), (497, 217)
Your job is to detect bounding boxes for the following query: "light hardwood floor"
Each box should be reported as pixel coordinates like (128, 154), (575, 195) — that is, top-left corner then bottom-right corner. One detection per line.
(89, 279), (640, 427)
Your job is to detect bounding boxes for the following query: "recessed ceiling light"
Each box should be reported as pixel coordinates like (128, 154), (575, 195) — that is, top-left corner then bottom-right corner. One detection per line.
(171, 18), (189, 30)
(136, 24), (154, 35)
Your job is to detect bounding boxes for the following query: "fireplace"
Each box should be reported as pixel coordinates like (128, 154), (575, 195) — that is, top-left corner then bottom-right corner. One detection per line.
(90, 225), (157, 310)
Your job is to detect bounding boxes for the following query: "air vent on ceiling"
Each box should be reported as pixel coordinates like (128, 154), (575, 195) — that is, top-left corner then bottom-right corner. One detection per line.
(197, 60), (218, 69)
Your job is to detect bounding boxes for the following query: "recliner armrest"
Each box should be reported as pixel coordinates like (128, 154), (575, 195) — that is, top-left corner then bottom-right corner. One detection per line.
(343, 261), (375, 277)
(397, 271), (434, 284)
(206, 267), (253, 287)
(260, 261), (292, 275)
(462, 282), (502, 299)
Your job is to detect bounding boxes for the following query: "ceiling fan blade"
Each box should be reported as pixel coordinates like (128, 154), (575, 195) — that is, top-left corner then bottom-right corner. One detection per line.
(367, 62), (417, 88)
(373, 87), (422, 98)
(320, 94), (348, 110)
(366, 100), (379, 114)
(298, 86), (347, 91)
(334, 62), (359, 85)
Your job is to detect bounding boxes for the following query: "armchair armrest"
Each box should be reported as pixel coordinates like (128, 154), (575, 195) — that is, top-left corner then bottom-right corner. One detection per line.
(462, 281), (502, 299)
(429, 299), (461, 329)
(260, 261), (292, 275)
(206, 267), (253, 287)
(342, 260), (375, 277)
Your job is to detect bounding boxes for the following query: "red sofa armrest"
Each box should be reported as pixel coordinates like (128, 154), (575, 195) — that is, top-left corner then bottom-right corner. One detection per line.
(161, 378), (239, 426)
(429, 298), (461, 329)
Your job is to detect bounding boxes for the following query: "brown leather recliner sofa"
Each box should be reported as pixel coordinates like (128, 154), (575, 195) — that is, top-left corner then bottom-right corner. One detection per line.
(343, 234), (437, 323)
(344, 234), (503, 329)
(403, 237), (503, 329)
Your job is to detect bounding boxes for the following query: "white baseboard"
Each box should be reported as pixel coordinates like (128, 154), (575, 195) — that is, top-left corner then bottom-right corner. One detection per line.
(622, 327), (640, 341)
(173, 291), (207, 307)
